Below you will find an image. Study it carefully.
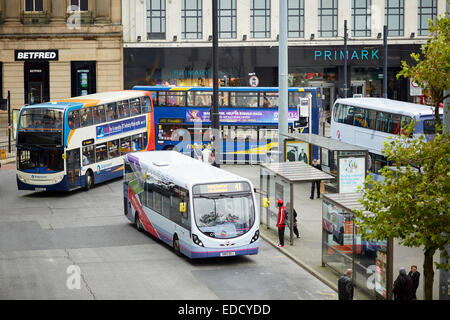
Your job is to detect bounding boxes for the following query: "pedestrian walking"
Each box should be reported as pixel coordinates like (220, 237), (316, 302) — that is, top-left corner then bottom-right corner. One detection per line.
(276, 199), (286, 248)
(310, 159), (322, 199)
(201, 145), (211, 164)
(293, 208), (300, 238)
(193, 143), (202, 160)
(392, 267), (414, 300)
(285, 203), (300, 238)
(338, 269), (354, 300)
(408, 265), (420, 300)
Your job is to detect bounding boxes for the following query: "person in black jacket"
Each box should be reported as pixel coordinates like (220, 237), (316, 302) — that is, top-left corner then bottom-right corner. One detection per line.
(408, 265), (420, 300)
(392, 267), (414, 300)
(338, 269), (354, 300)
(310, 159), (322, 199)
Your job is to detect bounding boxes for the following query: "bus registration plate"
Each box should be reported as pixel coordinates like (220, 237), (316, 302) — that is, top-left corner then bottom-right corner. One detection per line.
(35, 187), (46, 191)
(220, 251), (235, 257)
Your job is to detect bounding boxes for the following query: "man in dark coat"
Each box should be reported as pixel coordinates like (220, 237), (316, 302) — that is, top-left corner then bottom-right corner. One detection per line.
(338, 269), (354, 300)
(408, 265), (420, 299)
(392, 267), (414, 300)
(310, 159), (322, 199)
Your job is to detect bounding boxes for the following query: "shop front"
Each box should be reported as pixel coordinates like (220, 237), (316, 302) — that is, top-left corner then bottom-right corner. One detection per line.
(124, 44), (420, 107)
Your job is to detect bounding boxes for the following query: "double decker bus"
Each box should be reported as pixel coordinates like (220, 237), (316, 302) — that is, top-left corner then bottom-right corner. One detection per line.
(16, 91), (155, 191)
(330, 97), (443, 177)
(124, 150), (259, 258)
(132, 86), (322, 163)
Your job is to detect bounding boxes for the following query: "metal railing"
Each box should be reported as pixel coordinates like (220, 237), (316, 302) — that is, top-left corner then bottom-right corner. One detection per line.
(21, 11), (49, 25)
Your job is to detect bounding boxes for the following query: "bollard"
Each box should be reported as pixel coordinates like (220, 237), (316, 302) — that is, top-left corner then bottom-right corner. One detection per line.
(1, 149), (5, 160)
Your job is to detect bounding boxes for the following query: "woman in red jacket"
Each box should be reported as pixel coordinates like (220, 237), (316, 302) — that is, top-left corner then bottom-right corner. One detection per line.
(276, 199), (286, 248)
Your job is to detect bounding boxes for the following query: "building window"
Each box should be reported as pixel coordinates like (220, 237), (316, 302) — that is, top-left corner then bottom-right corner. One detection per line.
(25, 0), (43, 11)
(218, 0), (236, 39)
(147, 0), (166, 40)
(352, 0), (371, 37)
(288, 0), (304, 38)
(250, 0), (271, 38)
(318, 0), (338, 37)
(385, 0), (404, 36)
(182, 0), (203, 39)
(418, 0), (437, 36)
(69, 0), (88, 11)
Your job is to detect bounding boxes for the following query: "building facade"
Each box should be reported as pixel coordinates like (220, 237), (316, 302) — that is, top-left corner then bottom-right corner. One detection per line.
(0, 0), (123, 112)
(123, 0), (446, 112)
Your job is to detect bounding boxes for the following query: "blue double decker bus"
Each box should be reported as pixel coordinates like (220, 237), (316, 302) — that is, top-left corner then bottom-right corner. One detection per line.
(132, 86), (323, 164)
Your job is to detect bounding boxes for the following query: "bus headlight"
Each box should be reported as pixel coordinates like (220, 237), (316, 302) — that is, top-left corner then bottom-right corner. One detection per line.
(192, 234), (204, 247)
(250, 230), (260, 243)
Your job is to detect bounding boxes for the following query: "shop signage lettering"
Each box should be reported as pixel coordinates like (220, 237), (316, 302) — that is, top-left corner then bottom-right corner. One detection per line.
(173, 69), (211, 78)
(314, 49), (380, 62)
(15, 50), (59, 61)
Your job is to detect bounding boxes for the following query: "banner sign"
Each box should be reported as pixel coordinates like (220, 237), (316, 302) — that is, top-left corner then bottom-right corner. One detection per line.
(186, 109), (298, 123)
(339, 157), (366, 193)
(96, 115), (147, 139)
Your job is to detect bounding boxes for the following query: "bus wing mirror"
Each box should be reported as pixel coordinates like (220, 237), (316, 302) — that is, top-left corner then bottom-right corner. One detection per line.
(179, 202), (186, 214)
(263, 198), (270, 208)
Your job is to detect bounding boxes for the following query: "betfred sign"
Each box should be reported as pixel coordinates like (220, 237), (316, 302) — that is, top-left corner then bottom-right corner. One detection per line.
(15, 50), (59, 61)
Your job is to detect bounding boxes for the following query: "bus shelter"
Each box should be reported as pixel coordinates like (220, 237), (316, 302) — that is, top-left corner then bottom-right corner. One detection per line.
(322, 193), (393, 300)
(281, 133), (369, 193)
(260, 161), (335, 245)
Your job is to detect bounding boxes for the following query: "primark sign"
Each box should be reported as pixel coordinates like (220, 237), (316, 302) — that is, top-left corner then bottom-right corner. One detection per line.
(15, 50), (59, 61)
(312, 48), (382, 65)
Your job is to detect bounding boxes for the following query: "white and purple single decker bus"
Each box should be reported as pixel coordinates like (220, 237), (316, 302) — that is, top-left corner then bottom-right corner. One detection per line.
(123, 151), (259, 258)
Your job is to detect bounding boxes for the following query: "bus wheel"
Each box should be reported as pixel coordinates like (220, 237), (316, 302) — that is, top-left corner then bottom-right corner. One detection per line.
(173, 236), (181, 256)
(135, 212), (142, 232)
(84, 171), (94, 191)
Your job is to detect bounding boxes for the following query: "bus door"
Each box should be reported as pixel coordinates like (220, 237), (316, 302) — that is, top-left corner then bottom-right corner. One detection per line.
(66, 148), (81, 189)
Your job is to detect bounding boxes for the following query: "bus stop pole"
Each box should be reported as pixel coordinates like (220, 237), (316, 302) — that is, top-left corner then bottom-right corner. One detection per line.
(278, 0), (288, 162)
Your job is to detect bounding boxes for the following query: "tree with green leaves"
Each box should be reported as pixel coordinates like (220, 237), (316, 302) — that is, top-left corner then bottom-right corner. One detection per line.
(397, 12), (450, 130)
(355, 122), (450, 300)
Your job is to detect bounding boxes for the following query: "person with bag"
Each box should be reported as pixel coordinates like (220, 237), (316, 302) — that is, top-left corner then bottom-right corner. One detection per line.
(338, 269), (354, 300)
(276, 199), (286, 248)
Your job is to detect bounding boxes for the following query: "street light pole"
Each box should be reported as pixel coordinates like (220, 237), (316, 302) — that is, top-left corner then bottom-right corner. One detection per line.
(344, 20), (348, 98)
(278, 0), (288, 162)
(383, 25), (388, 98)
(211, 0), (220, 166)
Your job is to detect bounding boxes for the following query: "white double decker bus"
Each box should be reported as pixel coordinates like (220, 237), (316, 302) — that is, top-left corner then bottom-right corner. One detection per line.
(123, 151), (260, 258)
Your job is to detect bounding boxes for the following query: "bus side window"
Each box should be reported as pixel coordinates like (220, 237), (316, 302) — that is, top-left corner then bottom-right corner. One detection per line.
(80, 107), (93, 127)
(106, 103), (117, 121)
(118, 100), (130, 118)
(365, 109), (377, 130)
(154, 191), (162, 214)
(353, 107), (365, 127)
(82, 145), (95, 165)
(108, 139), (120, 158)
(144, 183), (154, 209)
(95, 144), (107, 162)
(388, 114), (401, 134)
(93, 105), (106, 124)
(130, 98), (141, 116)
(120, 136), (131, 154)
(132, 134), (143, 151)
(344, 106), (354, 125)
(332, 103), (339, 122)
(68, 110), (80, 129)
(376, 112), (389, 132)
(141, 96), (151, 113)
